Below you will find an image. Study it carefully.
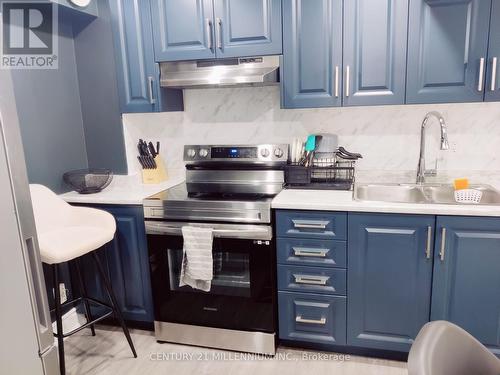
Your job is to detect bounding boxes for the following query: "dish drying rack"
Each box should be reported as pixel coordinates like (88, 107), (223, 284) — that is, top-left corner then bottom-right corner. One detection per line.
(284, 149), (361, 191)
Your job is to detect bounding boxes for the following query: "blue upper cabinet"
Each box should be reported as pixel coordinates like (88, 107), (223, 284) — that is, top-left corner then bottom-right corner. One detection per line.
(150, 0), (216, 61)
(213, 0), (282, 58)
(485, 0), (500, 101)
(348, 213), (435, 352)
(109, 0), (162, 113)
(151, 0), (282, 61)
(282, 0), (343, 109)
(431, 216), (500, 355)
(343, 0), (409, 106)
(110, 0), (183, 113)
(406, 0), (492, 104)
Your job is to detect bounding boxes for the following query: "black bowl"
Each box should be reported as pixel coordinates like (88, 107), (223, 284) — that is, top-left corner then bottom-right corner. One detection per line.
(63, 168), (113, 194)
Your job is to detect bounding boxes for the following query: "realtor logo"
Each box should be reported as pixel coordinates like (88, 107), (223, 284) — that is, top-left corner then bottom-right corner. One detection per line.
(1, 1), (58, 69)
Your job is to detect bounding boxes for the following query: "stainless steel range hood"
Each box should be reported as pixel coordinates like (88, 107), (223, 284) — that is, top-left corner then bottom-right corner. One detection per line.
(159, 55), (280, 89)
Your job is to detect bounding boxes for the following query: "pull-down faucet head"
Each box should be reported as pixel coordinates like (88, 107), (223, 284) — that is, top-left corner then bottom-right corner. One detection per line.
(417, 111), (450, 184)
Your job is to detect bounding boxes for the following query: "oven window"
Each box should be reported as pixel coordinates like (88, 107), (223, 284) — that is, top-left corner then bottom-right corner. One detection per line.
(167, 247), (251, 297)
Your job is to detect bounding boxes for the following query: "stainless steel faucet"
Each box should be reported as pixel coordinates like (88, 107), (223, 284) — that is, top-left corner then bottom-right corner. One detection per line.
(416, 111), (450, 184)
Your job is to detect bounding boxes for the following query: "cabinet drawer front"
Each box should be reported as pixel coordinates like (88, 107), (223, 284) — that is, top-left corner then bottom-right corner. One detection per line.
(277, 238), (346, 268)
(278, 265), (346, 295)
(278, 291), (346, 345)
(276, 210), (347, 240)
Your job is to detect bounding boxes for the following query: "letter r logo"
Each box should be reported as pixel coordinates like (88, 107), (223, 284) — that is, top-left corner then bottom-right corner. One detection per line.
(2, 2), (53, 55)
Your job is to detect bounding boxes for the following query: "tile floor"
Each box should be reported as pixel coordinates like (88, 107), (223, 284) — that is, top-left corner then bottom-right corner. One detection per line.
(64, 325), (408, 375)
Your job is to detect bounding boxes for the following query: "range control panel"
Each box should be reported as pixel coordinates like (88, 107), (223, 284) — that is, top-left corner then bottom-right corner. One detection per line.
(184, 144), (288, 163)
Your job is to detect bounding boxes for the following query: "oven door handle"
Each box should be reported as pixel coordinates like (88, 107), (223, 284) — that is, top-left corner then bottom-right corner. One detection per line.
(145, 221), (272, 240)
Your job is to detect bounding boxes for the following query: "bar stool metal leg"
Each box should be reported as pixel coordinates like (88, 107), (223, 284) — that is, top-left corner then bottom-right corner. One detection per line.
(53, 264), (66, 375)
(74, 259), (96, 336)
(91, 252), (137, 358)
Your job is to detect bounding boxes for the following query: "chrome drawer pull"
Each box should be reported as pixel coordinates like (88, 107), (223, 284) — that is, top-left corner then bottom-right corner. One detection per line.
(295, 316), (326, 325)
(439, 228), (447, 261)
(293, 247), (328, 258)
(292, 219), (329, 230)
(293, 274), (330, 286)
(491, 57), (498, 91)
(478, 57), (485, 92)
(426, 226), (432, 259)
(206, 18), (213, 50)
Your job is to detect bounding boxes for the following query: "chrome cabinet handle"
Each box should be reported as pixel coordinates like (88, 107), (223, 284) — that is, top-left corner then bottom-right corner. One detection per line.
(478, 57), (485, 92)
(148, 76), (156, 105)
(345, 65), (350, 97)
(296, 316), (327, 325)
(292, 219), (329, 230)
(216, 18), (222, 49)
(491, 57), (498, 91)
(206, 18), (213, 50)
(426, 226), (432, 259)
(439, 228), (446, 261)
(293, 274), (330, 286)
(334, 66), (339, 98)
(293, 247), (328, 258)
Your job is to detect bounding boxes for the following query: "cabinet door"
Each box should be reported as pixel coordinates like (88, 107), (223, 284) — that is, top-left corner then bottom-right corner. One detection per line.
(213, 0), (282, 58)
(348, 213), (435, 352)
(103, 206), (154, 323)
(109, 0), (160, 113)
(432, 216), (500, 355)
(151, 0), (215, 61)
(343, 0), (408, 106)
(406, 0), (492, 104)
(485, 0), (500, 101)
(281, 0), (343, 108)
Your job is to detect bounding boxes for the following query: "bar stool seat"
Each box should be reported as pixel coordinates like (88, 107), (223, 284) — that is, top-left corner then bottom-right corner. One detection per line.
(30, 185), (116, 264)
(29, 184), (137, 375)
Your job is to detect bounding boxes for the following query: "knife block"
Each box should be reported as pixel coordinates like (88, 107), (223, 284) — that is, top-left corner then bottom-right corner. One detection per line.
(142, 155), (168, 184)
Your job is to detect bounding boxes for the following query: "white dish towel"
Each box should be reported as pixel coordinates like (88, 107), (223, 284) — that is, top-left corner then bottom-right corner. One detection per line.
(179, 226), (214, 292)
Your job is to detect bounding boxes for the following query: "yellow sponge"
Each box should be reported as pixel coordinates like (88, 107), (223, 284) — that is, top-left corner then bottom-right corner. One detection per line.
(453, 178), (469, 190)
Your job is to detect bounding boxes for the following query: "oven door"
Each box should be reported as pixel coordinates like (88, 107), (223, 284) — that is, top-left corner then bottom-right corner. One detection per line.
(146, 221), (276, 333)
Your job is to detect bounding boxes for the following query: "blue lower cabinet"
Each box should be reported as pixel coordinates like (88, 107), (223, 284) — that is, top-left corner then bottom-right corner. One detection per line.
(431, 216), (500, 355)
(276, 210), (347, 240)
(277, 238), (347, 268)
(278, 265), (346, 296)
(81, 205), (154, 323)
(278, 291), (347, 346)
(347, 213), (435, 352)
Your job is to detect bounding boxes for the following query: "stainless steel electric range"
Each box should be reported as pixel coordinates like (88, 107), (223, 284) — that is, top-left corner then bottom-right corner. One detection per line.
(143, 144), (288, 355)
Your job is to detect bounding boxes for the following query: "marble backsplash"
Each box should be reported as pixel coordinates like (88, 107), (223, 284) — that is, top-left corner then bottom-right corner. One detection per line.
(123, 86), (500, 186)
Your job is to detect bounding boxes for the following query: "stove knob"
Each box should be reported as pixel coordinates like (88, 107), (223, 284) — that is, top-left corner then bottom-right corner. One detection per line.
(199, 148), (209, 158)
(186, 148), (197, 158)
(274, 147), (284, 158)
(260, 148), (270, 158)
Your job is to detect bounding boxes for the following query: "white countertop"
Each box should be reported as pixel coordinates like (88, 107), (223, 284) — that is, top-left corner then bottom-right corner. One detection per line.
(60, 170), (185, 205)
(272, 189), (500, 217)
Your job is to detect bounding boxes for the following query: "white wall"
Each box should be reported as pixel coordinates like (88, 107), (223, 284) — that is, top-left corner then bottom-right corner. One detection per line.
(123, 86), (500, 185)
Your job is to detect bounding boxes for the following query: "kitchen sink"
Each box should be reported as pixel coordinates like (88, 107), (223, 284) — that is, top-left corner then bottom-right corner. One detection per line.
(355, 184), (427, 204)
(355, 183), (500, 205)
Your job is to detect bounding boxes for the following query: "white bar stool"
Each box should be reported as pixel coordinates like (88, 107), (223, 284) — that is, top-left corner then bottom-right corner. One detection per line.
(29, 184), (137, 375)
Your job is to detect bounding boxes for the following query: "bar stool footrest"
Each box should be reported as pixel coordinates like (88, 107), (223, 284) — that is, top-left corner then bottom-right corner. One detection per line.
(52, 296), (115, 338)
